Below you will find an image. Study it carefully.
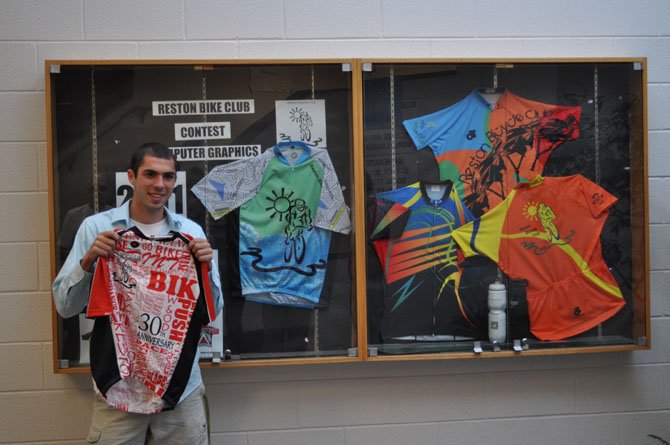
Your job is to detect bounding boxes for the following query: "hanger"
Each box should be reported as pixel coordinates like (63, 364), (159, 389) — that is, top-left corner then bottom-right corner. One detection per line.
(477, 86), (505, 106)
(477, 86), (505, 95)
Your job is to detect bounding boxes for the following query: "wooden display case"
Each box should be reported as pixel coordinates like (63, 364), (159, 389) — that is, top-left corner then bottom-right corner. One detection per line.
(47, 58), (648, 372)
(360, 59), (648, 360)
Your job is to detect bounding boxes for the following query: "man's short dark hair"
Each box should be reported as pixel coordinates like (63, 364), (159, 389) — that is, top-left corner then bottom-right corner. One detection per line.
(129, 142), (178, 175)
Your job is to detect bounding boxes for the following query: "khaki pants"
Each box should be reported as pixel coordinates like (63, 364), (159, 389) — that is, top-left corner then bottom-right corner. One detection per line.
(87, 384), (209, 445)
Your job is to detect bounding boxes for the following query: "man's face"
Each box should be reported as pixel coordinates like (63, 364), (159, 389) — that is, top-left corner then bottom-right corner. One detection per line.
(127, 155), (176, 214)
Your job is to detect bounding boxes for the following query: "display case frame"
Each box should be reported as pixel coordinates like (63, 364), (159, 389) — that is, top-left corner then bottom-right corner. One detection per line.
(47, 58), (649, 373)
(358, 58), (649, 361)
(47, 59), (365, 372)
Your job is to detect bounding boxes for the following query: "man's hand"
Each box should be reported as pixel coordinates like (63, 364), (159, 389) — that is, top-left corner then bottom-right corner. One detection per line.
(189, 238), (214, 268)
(80, 231), (120, 272)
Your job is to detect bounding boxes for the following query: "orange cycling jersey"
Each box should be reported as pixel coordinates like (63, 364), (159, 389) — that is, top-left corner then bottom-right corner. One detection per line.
(451, 175), (625, 341)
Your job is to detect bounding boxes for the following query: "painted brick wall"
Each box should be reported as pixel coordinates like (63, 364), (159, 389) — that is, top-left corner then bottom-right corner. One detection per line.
(0, 1), (668, 443)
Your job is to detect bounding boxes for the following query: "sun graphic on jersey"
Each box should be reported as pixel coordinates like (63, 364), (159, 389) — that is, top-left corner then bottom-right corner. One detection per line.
(522, 201), (540, 221)
(265, 188), (294, 221)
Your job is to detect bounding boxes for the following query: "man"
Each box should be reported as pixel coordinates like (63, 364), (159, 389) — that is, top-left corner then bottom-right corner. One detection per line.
(52, 142), (223, 444)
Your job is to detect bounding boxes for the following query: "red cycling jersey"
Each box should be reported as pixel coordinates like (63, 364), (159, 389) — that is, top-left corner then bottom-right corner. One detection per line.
(87, 227), (216, 413)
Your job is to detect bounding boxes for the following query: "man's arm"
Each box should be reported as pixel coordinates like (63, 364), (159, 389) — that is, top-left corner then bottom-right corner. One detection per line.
(52, 221), (119, 318)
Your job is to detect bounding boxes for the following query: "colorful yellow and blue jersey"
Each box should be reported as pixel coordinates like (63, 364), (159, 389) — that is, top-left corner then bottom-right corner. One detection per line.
(370, 181), (478, 339)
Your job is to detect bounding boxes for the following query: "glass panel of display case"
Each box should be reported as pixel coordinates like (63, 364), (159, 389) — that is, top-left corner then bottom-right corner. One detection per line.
(363, 61), (647, 357)
(49, 62), (356, 369)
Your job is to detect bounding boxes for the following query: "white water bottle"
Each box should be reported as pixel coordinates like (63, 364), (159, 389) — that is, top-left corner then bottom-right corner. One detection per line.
(488, 280), (507, 343)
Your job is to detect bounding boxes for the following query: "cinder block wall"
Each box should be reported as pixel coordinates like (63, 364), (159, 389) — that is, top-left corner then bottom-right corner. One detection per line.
(1, 1), (669, 444)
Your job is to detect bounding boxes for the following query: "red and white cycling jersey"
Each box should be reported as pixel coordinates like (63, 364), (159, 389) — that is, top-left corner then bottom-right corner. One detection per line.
(87, 227), (216, 414)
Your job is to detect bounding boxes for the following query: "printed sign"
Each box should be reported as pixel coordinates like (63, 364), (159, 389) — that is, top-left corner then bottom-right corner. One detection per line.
(78, 314), (95, 365)
(171, 145), (261, 161)
(174, 122), (231, 141)
(198, 252), (224, 363)
(152, 100), (255, 116)
(275, 99), (327, 147)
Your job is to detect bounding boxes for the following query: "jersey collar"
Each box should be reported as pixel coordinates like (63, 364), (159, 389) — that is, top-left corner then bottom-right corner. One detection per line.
(472, 88), (511, 110)
(419, 180), (454, 206)
(517, 175), (545, 189)
(273, 140), (312, 166)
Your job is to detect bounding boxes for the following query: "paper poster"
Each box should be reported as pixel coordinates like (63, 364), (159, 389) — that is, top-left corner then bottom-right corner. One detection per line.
(115, 171), (187, 216)
(78, 314), (95, 365)
(198, 312), (224, 361)
(170, 144), (261, 161)
(275, 99), (327, 147)
(174, 122), (231, 141)
(198, 248), (224, 362)
(152, 100), (254, 116)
